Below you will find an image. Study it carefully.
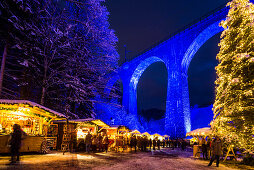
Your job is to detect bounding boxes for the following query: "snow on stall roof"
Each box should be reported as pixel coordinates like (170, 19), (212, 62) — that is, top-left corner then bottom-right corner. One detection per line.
(54, 118), (110, 127)
(0, 99), (66, 118)
(72, 119), (109, 127)
(108, 125), (130, 129)
(71, 118), (95, 122)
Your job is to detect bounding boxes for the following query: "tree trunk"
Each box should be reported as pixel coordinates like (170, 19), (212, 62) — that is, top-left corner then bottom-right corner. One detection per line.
(41, 87), (46, 105)
(40, 62), (48, 105)
(0, 44), (8, 96)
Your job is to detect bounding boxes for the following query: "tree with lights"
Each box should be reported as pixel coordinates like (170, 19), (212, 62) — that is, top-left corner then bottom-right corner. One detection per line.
(212, 0), (254, 152)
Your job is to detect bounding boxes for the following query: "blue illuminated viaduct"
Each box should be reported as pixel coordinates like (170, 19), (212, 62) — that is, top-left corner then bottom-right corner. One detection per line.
(96, 5), (231, 138)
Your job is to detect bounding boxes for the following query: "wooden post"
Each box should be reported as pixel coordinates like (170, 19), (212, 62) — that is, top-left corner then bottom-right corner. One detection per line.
(223, 146), (237, 162)
(0, 44), (8, 96)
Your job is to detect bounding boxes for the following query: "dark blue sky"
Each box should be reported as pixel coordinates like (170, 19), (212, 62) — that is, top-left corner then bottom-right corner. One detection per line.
(105, 0), (227, 114)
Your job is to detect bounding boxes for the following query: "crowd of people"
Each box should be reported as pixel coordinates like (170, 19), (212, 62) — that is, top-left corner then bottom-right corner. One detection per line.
(7, 124), (223, 167)
(79, 132), (190, 153)
(82, 131), (109, 153)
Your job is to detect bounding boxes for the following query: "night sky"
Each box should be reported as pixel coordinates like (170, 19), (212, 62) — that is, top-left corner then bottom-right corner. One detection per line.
(105, 0), (228, 117)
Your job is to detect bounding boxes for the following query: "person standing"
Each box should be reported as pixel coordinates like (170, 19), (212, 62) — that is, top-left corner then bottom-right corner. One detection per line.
(172, 140), (176, 150)
(9, 124), (22, 164)
(152, 138), (156, 151)
(133, 135), (137, 152)
(201, 137), (208, 160)
(85, 131), (92, 153)
(207, 136), (212, 159)
(181, 139), (187, 151)
(162, 139), (165, 148)
(91, 134), (98, 152)
(143, 135), (148, 152)
(97, 133), (103, 152)
(149, 138), (152, 151)
(157, 138), (161, 150)
(102, 132), (109, 153)
(208, 136), (222, 167)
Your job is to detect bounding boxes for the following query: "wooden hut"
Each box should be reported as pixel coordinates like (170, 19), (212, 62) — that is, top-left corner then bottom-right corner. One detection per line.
(0, 100), (66, 153)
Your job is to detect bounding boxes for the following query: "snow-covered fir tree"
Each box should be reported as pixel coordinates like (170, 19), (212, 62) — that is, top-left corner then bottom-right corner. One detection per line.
(212, 0), (254, 152)
(0, 0), (120, 118)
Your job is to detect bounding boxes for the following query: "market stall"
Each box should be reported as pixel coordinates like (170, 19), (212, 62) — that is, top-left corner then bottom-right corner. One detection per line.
(142, 132), (150, 137)
(54, 118), (109, 151)
(186, 127), (212, 138)
(186, 127), (212, 158)
(131, 129), (141, 136)
(163, 135), (170, 138)
(152, 133), (163, 141)
(102, 125), (130, 152)
(0, 100), (66, 153)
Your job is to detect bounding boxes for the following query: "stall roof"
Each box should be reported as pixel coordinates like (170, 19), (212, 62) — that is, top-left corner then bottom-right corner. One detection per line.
(0, 99), (66, 118)
(152, 133), (162, 137)
(57, 118), (110, 128)
(107, 125), (130, 129)
(131, 130), (141, 134)
(186, 127), (211, 137)
(142, 132), (151, 136)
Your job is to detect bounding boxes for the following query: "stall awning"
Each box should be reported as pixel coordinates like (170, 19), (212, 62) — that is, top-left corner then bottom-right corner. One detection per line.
(131, 129), (141, 134)
(152, 133), (162, 137)
(105, 125), (130, 132)
(62, 118), (110, 128)
(186, 127), (212, 137)
(142, 132), (150, 136)
(91, 119), (110, 128)
(0, 99), (66, 119)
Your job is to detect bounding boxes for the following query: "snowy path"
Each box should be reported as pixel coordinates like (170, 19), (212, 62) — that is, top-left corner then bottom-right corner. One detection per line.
(0, 149), (252, 170)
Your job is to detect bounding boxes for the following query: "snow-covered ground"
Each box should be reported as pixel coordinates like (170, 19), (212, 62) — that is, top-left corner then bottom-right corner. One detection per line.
(0, 148), (252, 170)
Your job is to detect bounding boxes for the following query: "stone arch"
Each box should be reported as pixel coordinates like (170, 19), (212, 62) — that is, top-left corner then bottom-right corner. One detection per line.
(128, 56), (166, 118)
(181, 20), (224, 74)
(181, 20), (224, 132)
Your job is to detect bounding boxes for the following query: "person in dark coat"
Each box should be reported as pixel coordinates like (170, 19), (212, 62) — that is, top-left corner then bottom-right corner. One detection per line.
(130, 135), (134, 151)
(208, 136), (222, 167)
(162, 139), (165, 148)
(85, 131), (92, 153)
(91, 135), (98, 152)
(166, 139), (170, 148)
(97, 133), (103, 152)
(102, 132), (109, 153)
(201, 137), (208, 159)
(171, 140), (175, 150)
(157, 138), (161, 150)
(207, 136), (212, 159)
(152, 138), (156, 150)
(181, 139), (187, 151)
(149, 138), (152, 151)
(134, 135), (137, 152)
(9, 124), (22, 164)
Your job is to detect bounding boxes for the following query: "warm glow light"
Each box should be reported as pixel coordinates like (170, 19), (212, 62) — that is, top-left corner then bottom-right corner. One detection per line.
(212, 0), (254, 152)
(12, 111), (27, 116)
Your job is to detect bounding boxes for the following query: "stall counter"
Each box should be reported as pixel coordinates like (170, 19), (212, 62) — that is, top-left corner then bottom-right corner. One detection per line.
(0, 135), (45, 153)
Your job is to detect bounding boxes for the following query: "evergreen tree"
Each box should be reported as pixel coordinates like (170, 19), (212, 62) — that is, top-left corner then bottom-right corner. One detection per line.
(0, 0), (119, 118)
(212, 0), (254, 151)
(0, 0), (41, 99)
